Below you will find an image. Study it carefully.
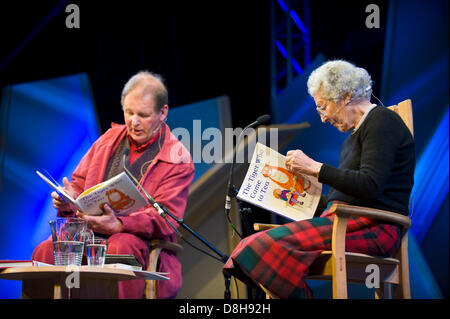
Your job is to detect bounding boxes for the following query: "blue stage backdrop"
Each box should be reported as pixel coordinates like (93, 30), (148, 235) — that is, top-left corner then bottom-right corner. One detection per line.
(0, 73), (100, 298)
(380, 0), (449, 297)
(166, 95), (232, 183)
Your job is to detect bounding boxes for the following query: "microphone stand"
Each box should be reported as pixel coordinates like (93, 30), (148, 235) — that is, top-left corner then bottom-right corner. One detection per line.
(156, 204), (233, 299)
(122, 152), (232, 299)
(225, 115), (271, 238)
(225, 130), (251, 239)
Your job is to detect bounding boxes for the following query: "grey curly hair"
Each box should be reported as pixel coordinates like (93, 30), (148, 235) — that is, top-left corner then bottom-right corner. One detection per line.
(121, 71), (168, 111)
(307, 60), (373, 103)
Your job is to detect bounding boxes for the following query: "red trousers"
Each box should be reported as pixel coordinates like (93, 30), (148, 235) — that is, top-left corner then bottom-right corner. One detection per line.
(33, 233), (156, 299)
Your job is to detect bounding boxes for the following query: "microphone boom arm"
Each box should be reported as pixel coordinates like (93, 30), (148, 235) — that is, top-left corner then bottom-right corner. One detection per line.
(122, 150), (229, 263)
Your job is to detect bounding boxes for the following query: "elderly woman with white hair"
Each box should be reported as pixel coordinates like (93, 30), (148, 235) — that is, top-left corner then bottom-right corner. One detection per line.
(223, 60), (415, 298)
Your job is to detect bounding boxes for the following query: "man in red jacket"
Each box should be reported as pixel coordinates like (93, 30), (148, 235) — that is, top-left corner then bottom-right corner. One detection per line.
(32, 71), (195, 298)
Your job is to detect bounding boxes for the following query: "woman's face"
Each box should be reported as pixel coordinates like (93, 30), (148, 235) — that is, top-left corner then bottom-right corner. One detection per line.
(313, 90), (353, 132)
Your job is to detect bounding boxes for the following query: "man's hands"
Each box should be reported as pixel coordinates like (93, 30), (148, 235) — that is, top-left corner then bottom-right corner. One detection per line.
(51, 177), (76, 211)
(285, 149), (323, 178)
(51, 177), (123, 235)
(76, 204), (123, 235)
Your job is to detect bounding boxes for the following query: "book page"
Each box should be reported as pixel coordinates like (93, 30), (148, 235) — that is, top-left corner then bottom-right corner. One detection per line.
(237, 143), (322, 221)
(76, 172), (149, 216)
(36, 170), (81, 212)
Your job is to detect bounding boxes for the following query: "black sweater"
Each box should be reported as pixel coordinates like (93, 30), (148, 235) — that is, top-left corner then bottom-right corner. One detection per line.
(316, 106), (415, 216)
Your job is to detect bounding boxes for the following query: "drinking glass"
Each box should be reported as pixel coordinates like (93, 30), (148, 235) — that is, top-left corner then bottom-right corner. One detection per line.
(86, 239), (108, 267)
(49, 218), (87, 266)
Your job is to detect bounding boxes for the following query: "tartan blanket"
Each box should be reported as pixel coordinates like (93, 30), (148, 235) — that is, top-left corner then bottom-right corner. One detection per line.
(223, 202), (400, 298)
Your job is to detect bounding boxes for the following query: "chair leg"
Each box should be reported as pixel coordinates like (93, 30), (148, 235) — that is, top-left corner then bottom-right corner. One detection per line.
(394, 232), (411, 299)
(394, 280), (411, 299)
(257, 283), (278, 299)
(145, 247), (162, 299)
(375, 286), (383, 299)
(333, 258), (348, 299)
(386, 283), (393, 299)
(331, 214), (350, 299)
(375, 283), (392, 299)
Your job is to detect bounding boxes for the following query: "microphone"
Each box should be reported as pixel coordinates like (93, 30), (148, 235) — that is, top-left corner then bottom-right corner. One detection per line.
(251, 114), (271, 128)
(224, 114), (271, 217)
(123, 147), (130, 160)
(122, 148), (181, 235)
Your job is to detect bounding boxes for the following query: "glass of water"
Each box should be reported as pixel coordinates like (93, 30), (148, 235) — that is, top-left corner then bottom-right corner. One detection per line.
(49, 218), (87, 266)
(53, 240), (85, 266)
(86, 239), (108, 267)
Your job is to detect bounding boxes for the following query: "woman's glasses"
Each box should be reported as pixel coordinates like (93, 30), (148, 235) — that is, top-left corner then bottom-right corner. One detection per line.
(316, 100), (346, 119)
(316, 103), (328, 117)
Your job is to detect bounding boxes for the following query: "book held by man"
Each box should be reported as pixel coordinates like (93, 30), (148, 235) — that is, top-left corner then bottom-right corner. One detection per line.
(36, 171), (148, 216)
(237, 143), (322, 221)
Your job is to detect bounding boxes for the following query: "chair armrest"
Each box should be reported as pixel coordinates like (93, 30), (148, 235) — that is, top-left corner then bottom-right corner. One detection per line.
(329, 204), (411, 229)
(149, 239), (184, 255)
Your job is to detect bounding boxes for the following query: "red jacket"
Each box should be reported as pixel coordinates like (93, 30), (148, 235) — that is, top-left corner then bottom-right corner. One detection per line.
(63, 122), (194, 293)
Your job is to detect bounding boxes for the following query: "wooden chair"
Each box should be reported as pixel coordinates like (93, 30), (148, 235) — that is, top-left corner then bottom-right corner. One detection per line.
(144, 239), (183, 299)
(254, 99), (414, 299)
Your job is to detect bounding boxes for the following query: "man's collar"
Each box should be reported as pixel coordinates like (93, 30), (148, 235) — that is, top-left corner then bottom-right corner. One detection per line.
(126, 125), (162, 151)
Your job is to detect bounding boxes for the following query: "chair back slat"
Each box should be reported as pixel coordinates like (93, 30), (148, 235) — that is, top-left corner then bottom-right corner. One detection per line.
(387, 99), (414, 137)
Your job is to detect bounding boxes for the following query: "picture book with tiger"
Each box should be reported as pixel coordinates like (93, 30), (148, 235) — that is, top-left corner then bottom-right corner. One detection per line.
(36, 171), (148, 216)
(237, 143), (322, 221)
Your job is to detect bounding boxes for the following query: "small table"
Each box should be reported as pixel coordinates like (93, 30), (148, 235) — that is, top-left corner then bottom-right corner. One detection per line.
(0, 266), (166, 299)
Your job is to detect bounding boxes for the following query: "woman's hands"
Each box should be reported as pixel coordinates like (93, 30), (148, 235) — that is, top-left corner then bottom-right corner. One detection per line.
(285, 149), (323, 178)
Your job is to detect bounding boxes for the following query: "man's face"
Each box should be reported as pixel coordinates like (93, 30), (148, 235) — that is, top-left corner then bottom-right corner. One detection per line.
(123, 89), (166, 146)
